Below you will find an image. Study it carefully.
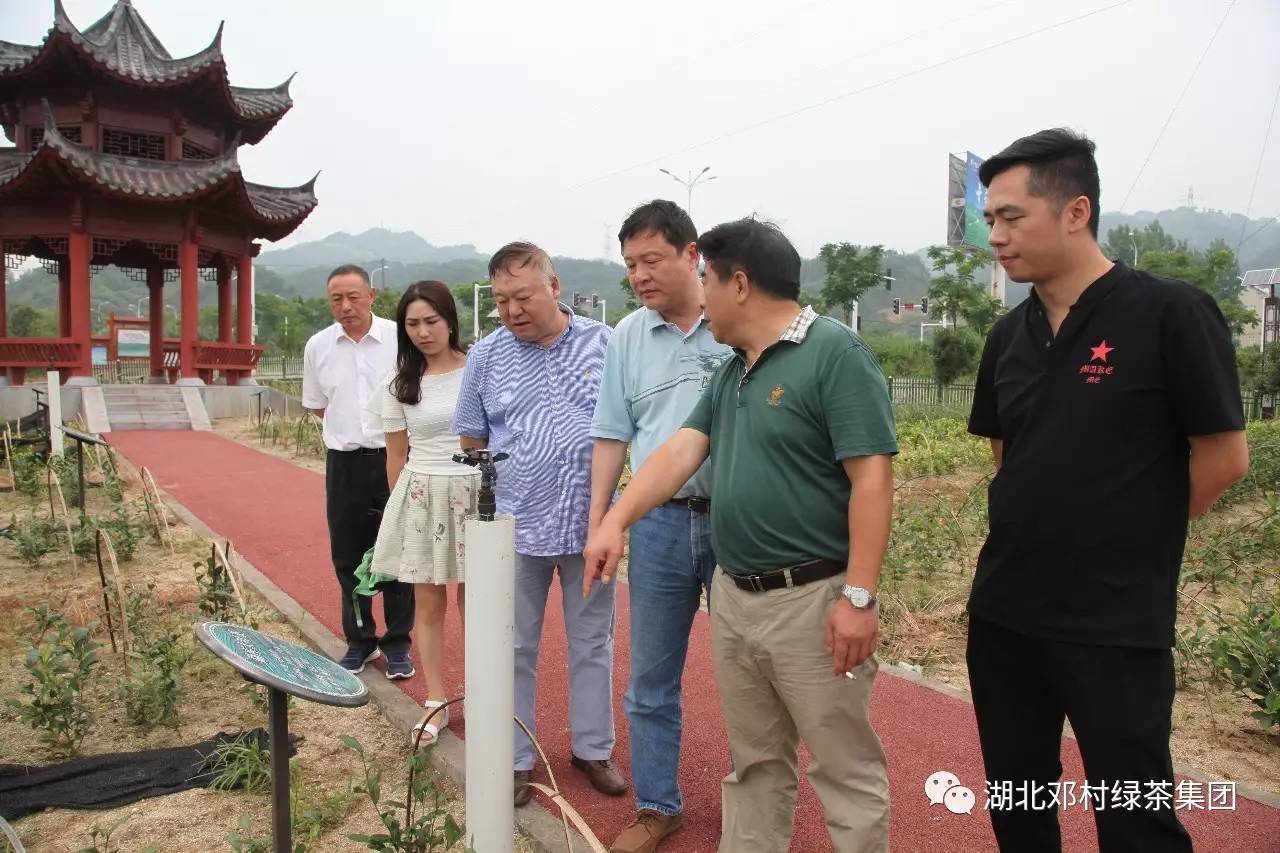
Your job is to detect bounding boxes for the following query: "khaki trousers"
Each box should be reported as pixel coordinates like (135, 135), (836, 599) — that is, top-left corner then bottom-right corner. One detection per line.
(712, 567), (890, 853)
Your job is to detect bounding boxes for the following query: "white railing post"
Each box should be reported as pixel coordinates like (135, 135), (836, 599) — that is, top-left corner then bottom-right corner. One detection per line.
(47, 370), (63, 456)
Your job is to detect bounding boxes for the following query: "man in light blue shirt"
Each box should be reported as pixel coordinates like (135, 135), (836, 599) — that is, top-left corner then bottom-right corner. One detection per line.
(452, 241), (627, 807)
(588, 201), (730, 851)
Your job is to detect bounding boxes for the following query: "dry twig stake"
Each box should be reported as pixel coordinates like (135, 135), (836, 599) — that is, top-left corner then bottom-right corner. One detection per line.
(139, 466), (175, 555)
(3, 425), (14, 491)
(98, 528), (130, 658)
(94, 531), (118, 654)
(46, 461), (77, 573)
(213, 540), (250, 622)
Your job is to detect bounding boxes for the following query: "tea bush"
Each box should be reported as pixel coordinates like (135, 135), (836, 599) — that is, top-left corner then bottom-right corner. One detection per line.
(8, 605), (100, 755)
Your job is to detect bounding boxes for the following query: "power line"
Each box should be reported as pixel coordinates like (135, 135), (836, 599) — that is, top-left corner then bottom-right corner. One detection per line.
(1237, 214), (1278, 251)
(1118, 0), (1237, 211)
(1235, 70), (1280, 252)
(570, 0), (1135, 191)
(769, 0), (1017, 97)
(606, 0), (1016, 176)
(478, 0), (844, 171)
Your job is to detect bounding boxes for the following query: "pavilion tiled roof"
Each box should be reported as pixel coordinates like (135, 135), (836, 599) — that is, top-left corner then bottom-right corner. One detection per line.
(0, 1), (293, 143)
(0, 106), (317, 241)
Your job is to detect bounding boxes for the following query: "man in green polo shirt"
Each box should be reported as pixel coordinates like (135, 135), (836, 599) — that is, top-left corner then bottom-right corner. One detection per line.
(584, 218), (897, 852)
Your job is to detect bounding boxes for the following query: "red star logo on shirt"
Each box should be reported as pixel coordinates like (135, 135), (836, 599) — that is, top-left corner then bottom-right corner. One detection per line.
(1090, 340), (1114, 362)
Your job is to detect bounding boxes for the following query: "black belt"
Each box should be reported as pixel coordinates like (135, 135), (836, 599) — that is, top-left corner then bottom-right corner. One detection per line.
(666, 496), (710, 514)
(329, 447), (386, 456)
(728, 559), (844, 593)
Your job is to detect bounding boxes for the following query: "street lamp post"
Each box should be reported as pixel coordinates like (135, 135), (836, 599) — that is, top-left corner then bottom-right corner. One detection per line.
(1129, 233), (1139, 266)
(473, 283), (493, 343)
(658, 166), (717, 217)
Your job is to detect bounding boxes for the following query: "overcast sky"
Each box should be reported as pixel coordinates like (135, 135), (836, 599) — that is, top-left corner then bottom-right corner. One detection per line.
(6, 0), (1279, 260)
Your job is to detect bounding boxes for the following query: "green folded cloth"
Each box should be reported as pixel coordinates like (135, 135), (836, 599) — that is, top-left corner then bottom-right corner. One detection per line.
(351, 547), (396, 629)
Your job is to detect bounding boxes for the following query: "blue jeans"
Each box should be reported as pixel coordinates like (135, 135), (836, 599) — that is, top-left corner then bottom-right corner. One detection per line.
(625, 502), (716, 816)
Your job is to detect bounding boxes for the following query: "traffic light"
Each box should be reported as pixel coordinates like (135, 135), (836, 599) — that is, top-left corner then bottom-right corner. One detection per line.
(920, 297), (929, 315)
(892, 298), (901, 316)
(591, 294), (600, 308)
(572, 292), (582, 308)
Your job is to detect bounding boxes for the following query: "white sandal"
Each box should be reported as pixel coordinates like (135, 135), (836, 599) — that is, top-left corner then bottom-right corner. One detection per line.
(410, 700), (449, 747)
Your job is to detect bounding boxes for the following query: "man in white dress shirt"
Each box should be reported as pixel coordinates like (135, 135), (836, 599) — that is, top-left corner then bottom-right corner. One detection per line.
(302, 264), (416, 678)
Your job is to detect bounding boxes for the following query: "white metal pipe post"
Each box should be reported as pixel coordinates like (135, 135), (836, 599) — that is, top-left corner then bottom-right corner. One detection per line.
(46, 371), (63, 456)
(464, 512), (515, 853)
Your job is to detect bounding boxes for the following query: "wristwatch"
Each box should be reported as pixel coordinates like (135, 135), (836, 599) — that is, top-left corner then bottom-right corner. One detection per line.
(841, 584), (878, 610)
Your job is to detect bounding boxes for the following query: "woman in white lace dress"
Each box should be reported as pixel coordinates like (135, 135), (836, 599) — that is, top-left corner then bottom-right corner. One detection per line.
(368, 281), (478, 744)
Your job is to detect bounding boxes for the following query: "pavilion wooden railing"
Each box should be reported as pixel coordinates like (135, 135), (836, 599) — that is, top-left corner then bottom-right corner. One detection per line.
(0, 338), (82, 367)
(193, 342), (264, 371)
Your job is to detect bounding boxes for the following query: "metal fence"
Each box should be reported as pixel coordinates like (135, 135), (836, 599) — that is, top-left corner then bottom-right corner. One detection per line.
(886, 377), (976, 407)
(254, 356), (304, 379)
(91, 361), (150, 384)
(886, 377), (1269, 421)
(85, 355), (302, 384)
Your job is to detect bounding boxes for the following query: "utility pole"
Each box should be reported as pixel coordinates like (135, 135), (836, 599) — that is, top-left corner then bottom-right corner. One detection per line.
(659, 166), (717, 217)
(473, 283), (493, 343)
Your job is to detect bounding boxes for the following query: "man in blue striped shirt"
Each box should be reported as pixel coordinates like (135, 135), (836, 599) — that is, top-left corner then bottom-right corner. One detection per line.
(452, 241), (628, 806)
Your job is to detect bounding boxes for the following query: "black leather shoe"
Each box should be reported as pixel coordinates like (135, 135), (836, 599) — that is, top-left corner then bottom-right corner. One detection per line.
(514, 770), (533, 807)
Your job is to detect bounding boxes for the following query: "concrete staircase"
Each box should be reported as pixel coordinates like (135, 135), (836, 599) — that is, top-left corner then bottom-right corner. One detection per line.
(99, 385), (211, 431)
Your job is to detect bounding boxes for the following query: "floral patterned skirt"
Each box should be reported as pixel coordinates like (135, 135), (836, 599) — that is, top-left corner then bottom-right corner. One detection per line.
(370, 469), (480, 585)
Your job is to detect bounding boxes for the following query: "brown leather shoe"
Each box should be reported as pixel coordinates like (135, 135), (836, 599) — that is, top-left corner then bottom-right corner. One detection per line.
(570, 755), (628, 796)
(609, 810), (684, 853)
(514, 770), (533, 807)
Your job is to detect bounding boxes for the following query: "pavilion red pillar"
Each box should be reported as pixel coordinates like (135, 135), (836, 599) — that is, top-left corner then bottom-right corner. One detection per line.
(217, 264), (233, 342)
(215, 262), (233, 385)
(236, 250), (253, 344)
(58, 262), (71, 337)
(179, 214), (199, 381)
(0, 250), (8, 338)
(68, 229), (92, 379)
(0, 251), (9, 386)
(147, 267), (165, 381)
(232, 249), (254, 386)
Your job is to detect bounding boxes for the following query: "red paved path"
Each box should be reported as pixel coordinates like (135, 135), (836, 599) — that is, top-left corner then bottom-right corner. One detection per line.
(108, 431), (1280, 852)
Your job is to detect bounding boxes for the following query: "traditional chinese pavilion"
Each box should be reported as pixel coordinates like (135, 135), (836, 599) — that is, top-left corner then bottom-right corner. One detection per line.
(0, 0), (317, 385)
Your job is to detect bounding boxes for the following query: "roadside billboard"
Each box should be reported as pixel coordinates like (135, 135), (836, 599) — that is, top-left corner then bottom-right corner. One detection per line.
(947, 151), (991, 250)
(117, 328), (149, 358)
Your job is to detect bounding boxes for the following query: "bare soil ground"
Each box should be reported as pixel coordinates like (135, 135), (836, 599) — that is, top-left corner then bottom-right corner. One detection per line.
(0, 443), (525, 852)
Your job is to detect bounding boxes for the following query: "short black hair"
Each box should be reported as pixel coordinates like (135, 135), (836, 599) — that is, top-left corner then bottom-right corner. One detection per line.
(979, 128), (1101, 237)
(327, 264), (371, 287)
(697, 218), (801, 301)
(618, 200), (697, 252)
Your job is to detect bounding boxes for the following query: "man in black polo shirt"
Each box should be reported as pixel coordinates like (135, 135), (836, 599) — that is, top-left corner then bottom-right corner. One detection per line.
(967, 128), (1250, 852)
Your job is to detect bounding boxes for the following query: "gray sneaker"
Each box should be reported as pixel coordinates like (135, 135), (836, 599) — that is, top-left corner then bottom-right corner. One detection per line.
(339, 645), (380, 674)
(385, 651), (416, 680)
